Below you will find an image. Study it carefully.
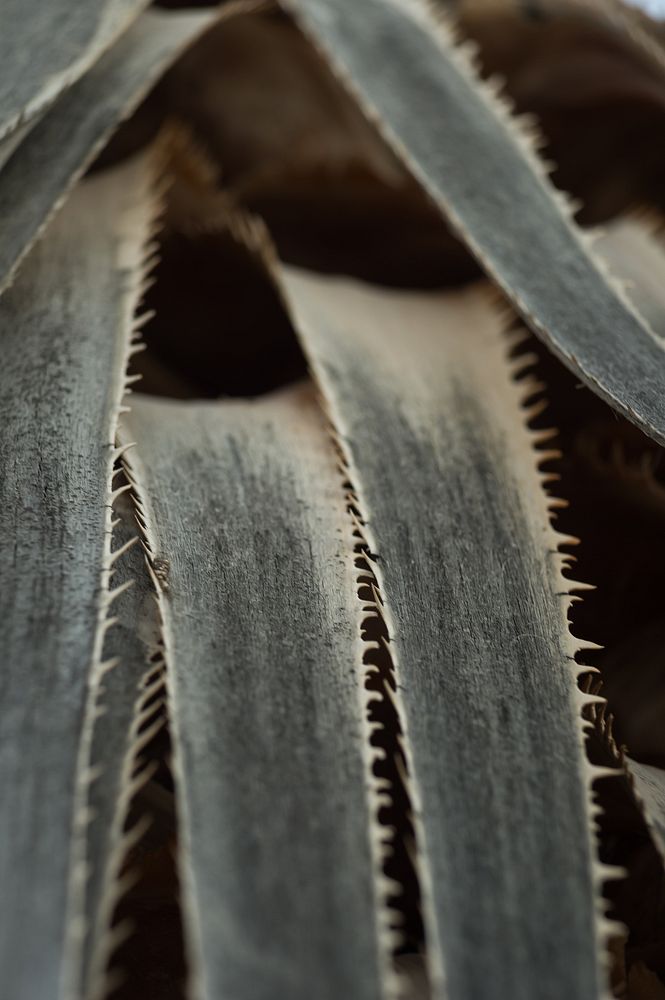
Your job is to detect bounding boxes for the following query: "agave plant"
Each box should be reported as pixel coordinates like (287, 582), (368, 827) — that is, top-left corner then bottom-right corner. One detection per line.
(2, 1), (665, 998)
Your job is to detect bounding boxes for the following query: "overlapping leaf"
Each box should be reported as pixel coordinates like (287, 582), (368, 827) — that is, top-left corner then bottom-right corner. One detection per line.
(279, 266), (616, 1000)
(284, 0), (665, 447)
(0, 0), (146, 144)
(0, 156), (156, 1000)
(123, 386), (391, 1000)
(0, 5), (246, 296)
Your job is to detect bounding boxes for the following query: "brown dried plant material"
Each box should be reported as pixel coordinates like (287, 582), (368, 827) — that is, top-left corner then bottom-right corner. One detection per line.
(138, 220), (307, 398)
(455, 1), (665, 221)
(156, 10), (471, 286)
(160, 11), (403, 188)
(629, 961), (665, 999)
(128, 133), (308, 399)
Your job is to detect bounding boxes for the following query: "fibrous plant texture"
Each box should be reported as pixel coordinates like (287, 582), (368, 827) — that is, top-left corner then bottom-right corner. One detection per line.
(2, 2), (665, 999)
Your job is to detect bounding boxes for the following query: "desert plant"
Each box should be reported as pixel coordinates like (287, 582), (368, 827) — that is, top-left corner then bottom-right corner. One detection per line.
(2, 2), (665, 999)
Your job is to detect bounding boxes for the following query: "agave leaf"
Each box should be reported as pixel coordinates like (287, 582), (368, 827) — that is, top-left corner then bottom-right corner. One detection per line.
(627, 962), (665, 1000)
(555, 213), (665, 842)
(0, 5), (242, 296)
(594, 216), (665, 339)
(122, 385), (391, 1000)
(457, 0), (665, 72)
(283, 0), (665, 447)
(626, 759), (665, 860)
(0, 0), (146, 145)
(590, 696), (665, 869)
(278, 266), (615, 1000)
(0, 155), (156, 1000)
(81, 486), (165, 1000)
(0, 116), (42, 172)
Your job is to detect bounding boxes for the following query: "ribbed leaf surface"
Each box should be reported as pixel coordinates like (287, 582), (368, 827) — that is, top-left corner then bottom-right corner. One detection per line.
(0, 6), (227, 295)
(627, 759), (665, 860)
(280, 267), (611, 1000)
(285, 0), (665, 446)
(81, 489), (164, 1000)
(123, 386), (389, 1000)
(0, 157), (154, 1000)
(0, 0), (146, 143)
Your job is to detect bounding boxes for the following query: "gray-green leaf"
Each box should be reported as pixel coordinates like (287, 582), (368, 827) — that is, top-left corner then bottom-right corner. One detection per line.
(0, 155), (155, 1000)
(279, 265), (615, 1000)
